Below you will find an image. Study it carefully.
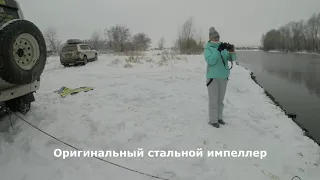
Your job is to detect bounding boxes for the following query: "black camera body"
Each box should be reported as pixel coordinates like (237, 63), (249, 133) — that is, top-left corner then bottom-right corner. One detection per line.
(218, 42), (235, 52)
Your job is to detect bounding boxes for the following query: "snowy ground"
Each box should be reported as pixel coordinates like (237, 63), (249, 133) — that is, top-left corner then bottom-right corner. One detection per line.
(268, 50), (320, 55)
(294, 51), (320, 55)
(268, 50), (282, 53)
(234, 49), (261, 52)
(0, 51), (319, 180)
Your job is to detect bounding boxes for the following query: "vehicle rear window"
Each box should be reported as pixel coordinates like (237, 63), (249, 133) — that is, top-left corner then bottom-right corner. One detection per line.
(0, 6), (19, 27)
(80, 45), (89, 50)
(62, 45), (77, 52)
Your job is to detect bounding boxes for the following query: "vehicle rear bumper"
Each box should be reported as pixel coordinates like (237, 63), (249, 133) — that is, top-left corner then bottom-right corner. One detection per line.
(60, 58), (83, 64)
(0, 80), (40, 102)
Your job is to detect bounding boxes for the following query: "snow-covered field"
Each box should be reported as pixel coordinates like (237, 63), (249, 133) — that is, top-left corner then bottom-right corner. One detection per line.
(0, 52), (319, 180)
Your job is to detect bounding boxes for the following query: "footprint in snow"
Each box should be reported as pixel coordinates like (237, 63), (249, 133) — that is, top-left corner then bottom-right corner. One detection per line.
(128, 132), (146, 142)
(160, 171), (176, 179)
(45, 139), (61, 148)
(21, 174), (28, 180)
(116, 122), (126, 131)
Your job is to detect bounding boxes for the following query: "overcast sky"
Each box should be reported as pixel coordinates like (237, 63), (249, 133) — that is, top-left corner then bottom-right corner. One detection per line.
(19, 0), (320, 47)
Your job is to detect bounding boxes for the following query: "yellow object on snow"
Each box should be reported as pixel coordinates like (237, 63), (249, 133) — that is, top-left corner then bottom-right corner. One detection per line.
(54, 86), (94, 98)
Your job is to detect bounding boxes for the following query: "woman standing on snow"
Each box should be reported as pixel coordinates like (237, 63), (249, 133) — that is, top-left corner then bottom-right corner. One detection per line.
(204, 27), (237, 128)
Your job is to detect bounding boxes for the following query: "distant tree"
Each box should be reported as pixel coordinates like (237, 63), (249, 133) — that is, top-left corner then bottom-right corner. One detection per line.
(104, 25), (130, 52)
(261, 34), (265, 48)
(182, 17), (195, 49)
(90, 31), (102, 50)
(175, 16), (203, 54)
(124, 40), (134, 52)
(302, 21), (311, 50)
(82, 31), (106, 51)
(158, 37), (165, 50)
(44, 27), (62, 54)
(132, 32), (152, 51)
(196, 28), (205, 48)
(290, 21), (304, 51)
(278, 26), (290, 50)
(261, 29), (281, 51)
(307, 13), (319, 51)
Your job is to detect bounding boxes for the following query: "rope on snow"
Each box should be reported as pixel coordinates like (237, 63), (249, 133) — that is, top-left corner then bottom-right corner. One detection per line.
(292, 176), (301, 180)
(10, 112), (169, 180)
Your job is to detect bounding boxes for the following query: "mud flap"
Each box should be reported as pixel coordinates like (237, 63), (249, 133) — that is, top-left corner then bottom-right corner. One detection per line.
(20, 93), (35, 103)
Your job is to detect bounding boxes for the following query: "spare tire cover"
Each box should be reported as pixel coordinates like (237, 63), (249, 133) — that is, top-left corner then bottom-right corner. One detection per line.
(0, 19), (47, 85)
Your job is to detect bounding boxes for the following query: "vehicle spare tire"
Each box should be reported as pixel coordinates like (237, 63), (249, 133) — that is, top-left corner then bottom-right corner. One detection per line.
(0, 19), (47, 85)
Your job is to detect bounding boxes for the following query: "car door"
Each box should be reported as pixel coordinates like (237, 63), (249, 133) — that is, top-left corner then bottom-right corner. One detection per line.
(79, 45), (87, 58)
(79, 45), (90, 59)
(87, 45), (95, 59)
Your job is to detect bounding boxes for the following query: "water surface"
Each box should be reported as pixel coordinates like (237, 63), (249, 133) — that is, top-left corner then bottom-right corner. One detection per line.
(236, 51), (320, 144)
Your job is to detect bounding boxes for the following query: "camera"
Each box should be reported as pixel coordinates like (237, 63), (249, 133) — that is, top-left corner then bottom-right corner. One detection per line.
(218, 42), (235, 52)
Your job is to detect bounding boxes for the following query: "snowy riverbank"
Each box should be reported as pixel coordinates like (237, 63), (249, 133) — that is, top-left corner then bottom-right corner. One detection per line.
(268, 50), (320, 55)
(0, 52), (319, 180)
(235, 49), (261, 52)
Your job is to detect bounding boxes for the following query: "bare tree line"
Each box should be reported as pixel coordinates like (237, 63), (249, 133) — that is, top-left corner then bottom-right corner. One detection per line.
(43, 17), (206, 55)
(261, 12), (320, 52)
(103, 25), (152, 53)
(43, 25), (152, 54)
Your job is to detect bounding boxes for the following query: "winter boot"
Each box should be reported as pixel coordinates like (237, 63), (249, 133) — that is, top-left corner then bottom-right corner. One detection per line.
(209, 123), (220, 128)
(218, 119), (226, 125)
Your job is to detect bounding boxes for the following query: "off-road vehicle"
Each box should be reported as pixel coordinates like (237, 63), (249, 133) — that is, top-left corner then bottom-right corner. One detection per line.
(60, 39), (98, 67)
(0, 0), (47, 114)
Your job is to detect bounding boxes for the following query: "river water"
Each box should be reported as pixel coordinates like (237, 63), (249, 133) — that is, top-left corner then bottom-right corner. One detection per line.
(236, 51), (320, 145)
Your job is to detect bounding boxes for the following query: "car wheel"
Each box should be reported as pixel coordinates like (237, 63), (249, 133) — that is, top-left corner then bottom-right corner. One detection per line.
(82, 56), (88, 65)
(0, 20), (47, 85)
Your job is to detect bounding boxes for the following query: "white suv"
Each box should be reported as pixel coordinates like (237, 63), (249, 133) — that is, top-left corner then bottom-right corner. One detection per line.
(60, 40), (98, 66)
(0, 0), (47, 115)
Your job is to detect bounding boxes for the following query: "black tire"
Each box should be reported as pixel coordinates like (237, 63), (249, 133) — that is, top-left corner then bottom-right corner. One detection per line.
(6, 93), (34, 115)
(92, 54), (98, 61)
(0, 20), (47, 85)
(82, 56), (88, 65)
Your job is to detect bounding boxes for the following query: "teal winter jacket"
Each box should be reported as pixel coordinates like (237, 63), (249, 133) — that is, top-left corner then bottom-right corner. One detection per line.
(204, 41), (237, 79)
